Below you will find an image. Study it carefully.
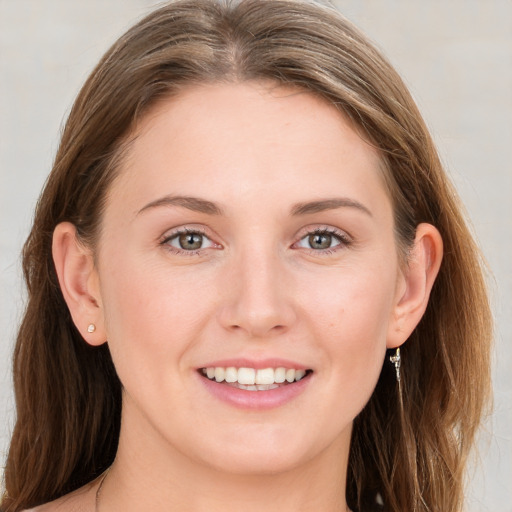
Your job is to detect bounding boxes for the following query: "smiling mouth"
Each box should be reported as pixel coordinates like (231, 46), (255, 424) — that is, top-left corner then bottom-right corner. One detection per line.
(199, 366), (313, 391)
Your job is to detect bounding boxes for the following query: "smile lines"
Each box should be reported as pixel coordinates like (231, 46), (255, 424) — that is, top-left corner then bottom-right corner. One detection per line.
(201, 366), (310, 391)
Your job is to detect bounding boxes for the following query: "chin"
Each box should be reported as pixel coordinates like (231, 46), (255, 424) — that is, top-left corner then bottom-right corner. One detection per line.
(204, 449), (310, 477)
(194, 427), (335, 477)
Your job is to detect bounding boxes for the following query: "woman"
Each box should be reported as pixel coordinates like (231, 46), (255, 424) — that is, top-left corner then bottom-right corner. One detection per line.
(1, 0), (492, 511)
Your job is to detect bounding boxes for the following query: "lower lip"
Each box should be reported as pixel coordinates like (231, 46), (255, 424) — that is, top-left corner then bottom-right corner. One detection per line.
(197, 372), (312, 410)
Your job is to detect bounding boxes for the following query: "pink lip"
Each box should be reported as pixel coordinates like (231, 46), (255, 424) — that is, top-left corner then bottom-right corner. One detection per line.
(196, 360), (313, 410)
(197, 358), (309, 371)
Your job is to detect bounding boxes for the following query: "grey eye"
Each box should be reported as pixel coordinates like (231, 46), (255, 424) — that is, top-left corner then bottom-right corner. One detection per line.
(308, 233), (334, 249)
(297, 232), (341, 250)
(179, 233), (203, 250)
(168, 232), (213, 251)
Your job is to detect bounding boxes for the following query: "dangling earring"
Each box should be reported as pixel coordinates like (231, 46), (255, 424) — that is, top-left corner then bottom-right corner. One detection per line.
(390, 347), (404, 409)
(87, 323), (96, 333)
(389, 347), (401, 382)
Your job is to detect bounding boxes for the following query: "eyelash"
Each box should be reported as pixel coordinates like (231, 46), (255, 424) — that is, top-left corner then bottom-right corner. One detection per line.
(295, 227), (352, 255)
(160, 227), (214, 256)
(160, 226), (352, 256)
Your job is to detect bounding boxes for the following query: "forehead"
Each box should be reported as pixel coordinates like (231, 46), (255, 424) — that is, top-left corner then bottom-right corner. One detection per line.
(106, 81), (389, 219)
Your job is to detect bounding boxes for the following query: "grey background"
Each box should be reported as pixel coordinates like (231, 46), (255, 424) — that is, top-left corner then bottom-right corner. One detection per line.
(1, 1), (510, 509)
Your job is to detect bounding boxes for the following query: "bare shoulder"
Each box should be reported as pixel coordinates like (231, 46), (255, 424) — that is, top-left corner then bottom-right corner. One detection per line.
(22, 479), (98, 512)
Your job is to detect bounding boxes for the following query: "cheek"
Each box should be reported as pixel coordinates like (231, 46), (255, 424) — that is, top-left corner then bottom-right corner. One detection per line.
(306, 265), (396, 342)
(98, 254), (214, 378)
(301, 265), (396, 392)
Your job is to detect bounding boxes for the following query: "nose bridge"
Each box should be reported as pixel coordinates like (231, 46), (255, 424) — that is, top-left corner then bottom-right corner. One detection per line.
(220, 239), (295, 337)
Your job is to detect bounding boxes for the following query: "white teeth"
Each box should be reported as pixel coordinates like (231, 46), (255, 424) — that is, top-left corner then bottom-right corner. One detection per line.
(201, 366), (309, 387)
(225, 367), (237, 383)
(226, 382), (280, 391)
(255, 368), (275, 385)
(237, 367), (256, 385)
(294, 369), (306, 381)
(274, 367), (286, 383)
(256, 383), (279, 391)
(214, 367), (225, 382)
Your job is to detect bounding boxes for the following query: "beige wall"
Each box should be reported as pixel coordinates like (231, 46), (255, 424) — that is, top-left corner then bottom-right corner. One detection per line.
(1, 1), (510, 509)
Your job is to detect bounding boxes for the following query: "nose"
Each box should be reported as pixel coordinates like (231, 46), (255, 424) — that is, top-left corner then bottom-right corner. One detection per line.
(217, 246), (297, 339)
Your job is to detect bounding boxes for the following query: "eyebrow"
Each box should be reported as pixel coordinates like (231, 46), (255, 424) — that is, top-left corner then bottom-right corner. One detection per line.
(291, 198), (372, 217)
(137, 195), (371, 218)
(137, 195), (224, 216)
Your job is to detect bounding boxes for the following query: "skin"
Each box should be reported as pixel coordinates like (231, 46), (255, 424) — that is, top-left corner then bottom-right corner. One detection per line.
(46, 81), (442, 512)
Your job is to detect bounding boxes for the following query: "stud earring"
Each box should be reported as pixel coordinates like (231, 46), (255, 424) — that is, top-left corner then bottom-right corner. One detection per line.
(389, 347), (401, 382)
(87, 323), (96, 333)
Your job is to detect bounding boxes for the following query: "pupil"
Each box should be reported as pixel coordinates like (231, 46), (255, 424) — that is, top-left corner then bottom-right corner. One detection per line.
(179, 233), (202, 250)
(309, 233), (331, 249)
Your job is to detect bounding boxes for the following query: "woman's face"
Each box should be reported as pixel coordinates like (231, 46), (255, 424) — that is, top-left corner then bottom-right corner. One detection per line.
(94, 82), (406, 474)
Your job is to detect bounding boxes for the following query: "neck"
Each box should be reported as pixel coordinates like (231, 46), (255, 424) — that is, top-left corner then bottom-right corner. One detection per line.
(99, 408), (352, 512)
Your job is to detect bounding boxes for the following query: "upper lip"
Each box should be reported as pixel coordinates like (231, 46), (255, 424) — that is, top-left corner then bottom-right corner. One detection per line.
(197, 358), (310, 370)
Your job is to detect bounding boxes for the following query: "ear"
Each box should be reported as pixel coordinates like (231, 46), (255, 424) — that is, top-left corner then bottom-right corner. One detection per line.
(52, 222), (106, 346)
(387, 223), (443, 349)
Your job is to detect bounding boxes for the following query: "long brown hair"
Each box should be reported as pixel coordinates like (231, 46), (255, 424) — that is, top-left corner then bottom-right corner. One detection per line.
(1, 1), (492, 511)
